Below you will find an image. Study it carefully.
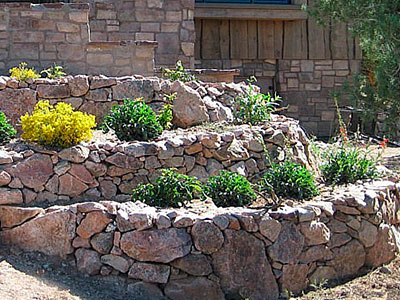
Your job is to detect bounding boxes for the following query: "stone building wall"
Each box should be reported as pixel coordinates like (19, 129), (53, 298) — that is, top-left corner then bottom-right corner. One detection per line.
(0, 180), (399, 299)
(0, 3), (157, 76)
(72, 0), (195, 69)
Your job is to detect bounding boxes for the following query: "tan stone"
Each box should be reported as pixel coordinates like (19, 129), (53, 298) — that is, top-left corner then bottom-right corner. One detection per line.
(69, 164), (94, 184)
(76, 210), (112, 239)
(0, 188), (23, 205)
(0, 170), (11, 186)
(68, 75), (89, 97)
(0, 209), (76, 258)
(87, 54), (113, 67)
(0, 206), (44, 228)
(59, 173), (88, 197)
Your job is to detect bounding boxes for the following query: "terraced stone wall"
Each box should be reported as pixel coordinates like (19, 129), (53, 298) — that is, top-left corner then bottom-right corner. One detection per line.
(0, 180), (399, 299)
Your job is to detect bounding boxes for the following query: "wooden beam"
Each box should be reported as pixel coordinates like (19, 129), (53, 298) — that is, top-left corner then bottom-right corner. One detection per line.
(194, 5), (307, 21)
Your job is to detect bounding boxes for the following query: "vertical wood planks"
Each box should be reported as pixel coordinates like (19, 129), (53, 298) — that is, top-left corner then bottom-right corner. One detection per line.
(283, 20), (308, 59)
(258, 21), (274, 59)
(201, 19), (221, 59)
(331, 22), (348, 59)
(195, 19), (201, 60)
(248, 20), (258, 59)
(230, 20), (248, 59)
(274, 21), (283, 59)
(220, 20), (230, 59)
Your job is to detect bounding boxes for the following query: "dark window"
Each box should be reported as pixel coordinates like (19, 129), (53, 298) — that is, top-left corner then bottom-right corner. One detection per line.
(196, 0), (289, 4)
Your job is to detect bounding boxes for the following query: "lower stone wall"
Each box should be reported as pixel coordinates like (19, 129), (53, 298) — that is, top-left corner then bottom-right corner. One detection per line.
(0, 116), (314, 206)
(1, 180), (399, 299)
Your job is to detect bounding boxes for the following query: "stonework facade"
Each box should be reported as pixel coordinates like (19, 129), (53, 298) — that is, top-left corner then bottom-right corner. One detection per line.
(0, 3), (156, 76)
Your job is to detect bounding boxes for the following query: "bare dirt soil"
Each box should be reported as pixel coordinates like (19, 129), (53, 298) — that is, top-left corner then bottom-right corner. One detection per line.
(0, 146), (398, 300)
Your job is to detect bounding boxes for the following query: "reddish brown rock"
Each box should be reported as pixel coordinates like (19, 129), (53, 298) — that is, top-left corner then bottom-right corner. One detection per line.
(116, 202), (155, 232)
(0, 170), (11, 186)
(191, 220), (224, 254)
(72, 236), (91, 248)
(75, 248), (102, 275)
(165, 277), (224, 300)
(309, 266), (338, 285)
(358, 220), (378, 248)
(58, 145), (90, 163)
(120, 228), (192, 263)
(171, 254), (212, 276)
(69, 164), (94, 184)
(84, 161), (107, 177)
(7, 154), (53, 190)
(0, 206), (44, 228)
(258, 215), (282, 242)
(101, 254), (130, 273)
(90, 75), (117, 89)
(0, 88), (36, 127)
(267, 222), (305, 264)
(299, 245), (333, 264)
(128, 262), (170, 283)
(365, 224), (396, 268)
(279, 264), (309, 295)
(0, 208), (76, 257)
(76, 210), (112, 239)
(212, 229), (279, 300)
(37, 84), (70, 99)
(170, 80), (209, 128)
(105, 152), (143, 169)
(0, 188), (23, 205)
(45, 175), (59, 194)
(332, 239), (365, 277)
(68, 75), (89, 97)
(90, 232), (113, 254)
(300, 221), (331, 246)
(99, 180), (117, 199)
(59, 173), (88, 197)
(22, 188), (37, 204)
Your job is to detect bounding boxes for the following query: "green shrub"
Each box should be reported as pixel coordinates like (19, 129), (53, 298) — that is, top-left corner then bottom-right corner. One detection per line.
(20, 101), (96, 148)
(234, 77), (281, 125)
(132, 169), (203, 208)
(102, 99), (172, 142)
(321, 146), (379, 185)
(204, 170), (257, 207)
(9, 62), (39, 81)
(0, 111), (16, 144)
(258, 162), (319, 200)
(40, 64), (66, 79)
(162, 60), (196, 82)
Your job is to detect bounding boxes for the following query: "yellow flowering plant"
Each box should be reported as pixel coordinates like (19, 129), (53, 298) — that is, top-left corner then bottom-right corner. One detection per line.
(21, 101), (96, 148)
(9, 62), (40, 81)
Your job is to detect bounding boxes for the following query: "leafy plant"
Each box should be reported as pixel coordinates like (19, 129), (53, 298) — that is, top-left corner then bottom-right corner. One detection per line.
(20, 100), (96, 148)
(306, 0), (400, 137)
(102, 99), (171, 142)
(204, 170), (257, 207)
(162, 60), (196, 82)
(40, 64), (66, 79)
(0, 111), (16, 144)
(258, 161), (319, 200)
(9, 62), (39, 81)
(132, 169), (203, 208)
(321, 146), (379, 185)
(234, 77), (281, 125)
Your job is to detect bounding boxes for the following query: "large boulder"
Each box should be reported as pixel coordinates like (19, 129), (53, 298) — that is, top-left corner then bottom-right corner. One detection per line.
(331, 239), (366, 277)
(68, 75), (89, 97)
(120, 228), (192, 263)
(279, 264), (309, 295)
(365, 224), (396, 268)
(112, 79), (154, 102)
(191, 220), (224, 254)
(170, 81), (209, 128)
(0, 208), (76, 258)
(76, 210), (112, 239)
(75, 248), (102, 275)
(212, 229), (279, 300)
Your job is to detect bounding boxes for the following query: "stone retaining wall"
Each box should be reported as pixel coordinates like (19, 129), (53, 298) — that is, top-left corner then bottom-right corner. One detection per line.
(0, 3), (156, 76)
(0, 180), (399, 299)
(0, 74), (252, 130)
(0, 115), (314, 206)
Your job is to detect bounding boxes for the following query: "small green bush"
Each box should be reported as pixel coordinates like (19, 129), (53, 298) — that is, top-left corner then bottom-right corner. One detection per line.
(204, 170), (257, 207)
(162, 60), (196, 82)
(40, 64), (66, 79)
(258, 162), (319, 200)
(321, 146), (379, 185)
(0, 111), (16, 144)
(235, 77), (280, 125)
(132, 169), (203, 208)
(102, 99), (172, 142)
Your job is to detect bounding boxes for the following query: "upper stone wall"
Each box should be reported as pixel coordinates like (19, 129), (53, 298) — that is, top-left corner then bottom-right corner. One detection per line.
(72, 0), (195, 69)
(0, 3), (157, 76)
